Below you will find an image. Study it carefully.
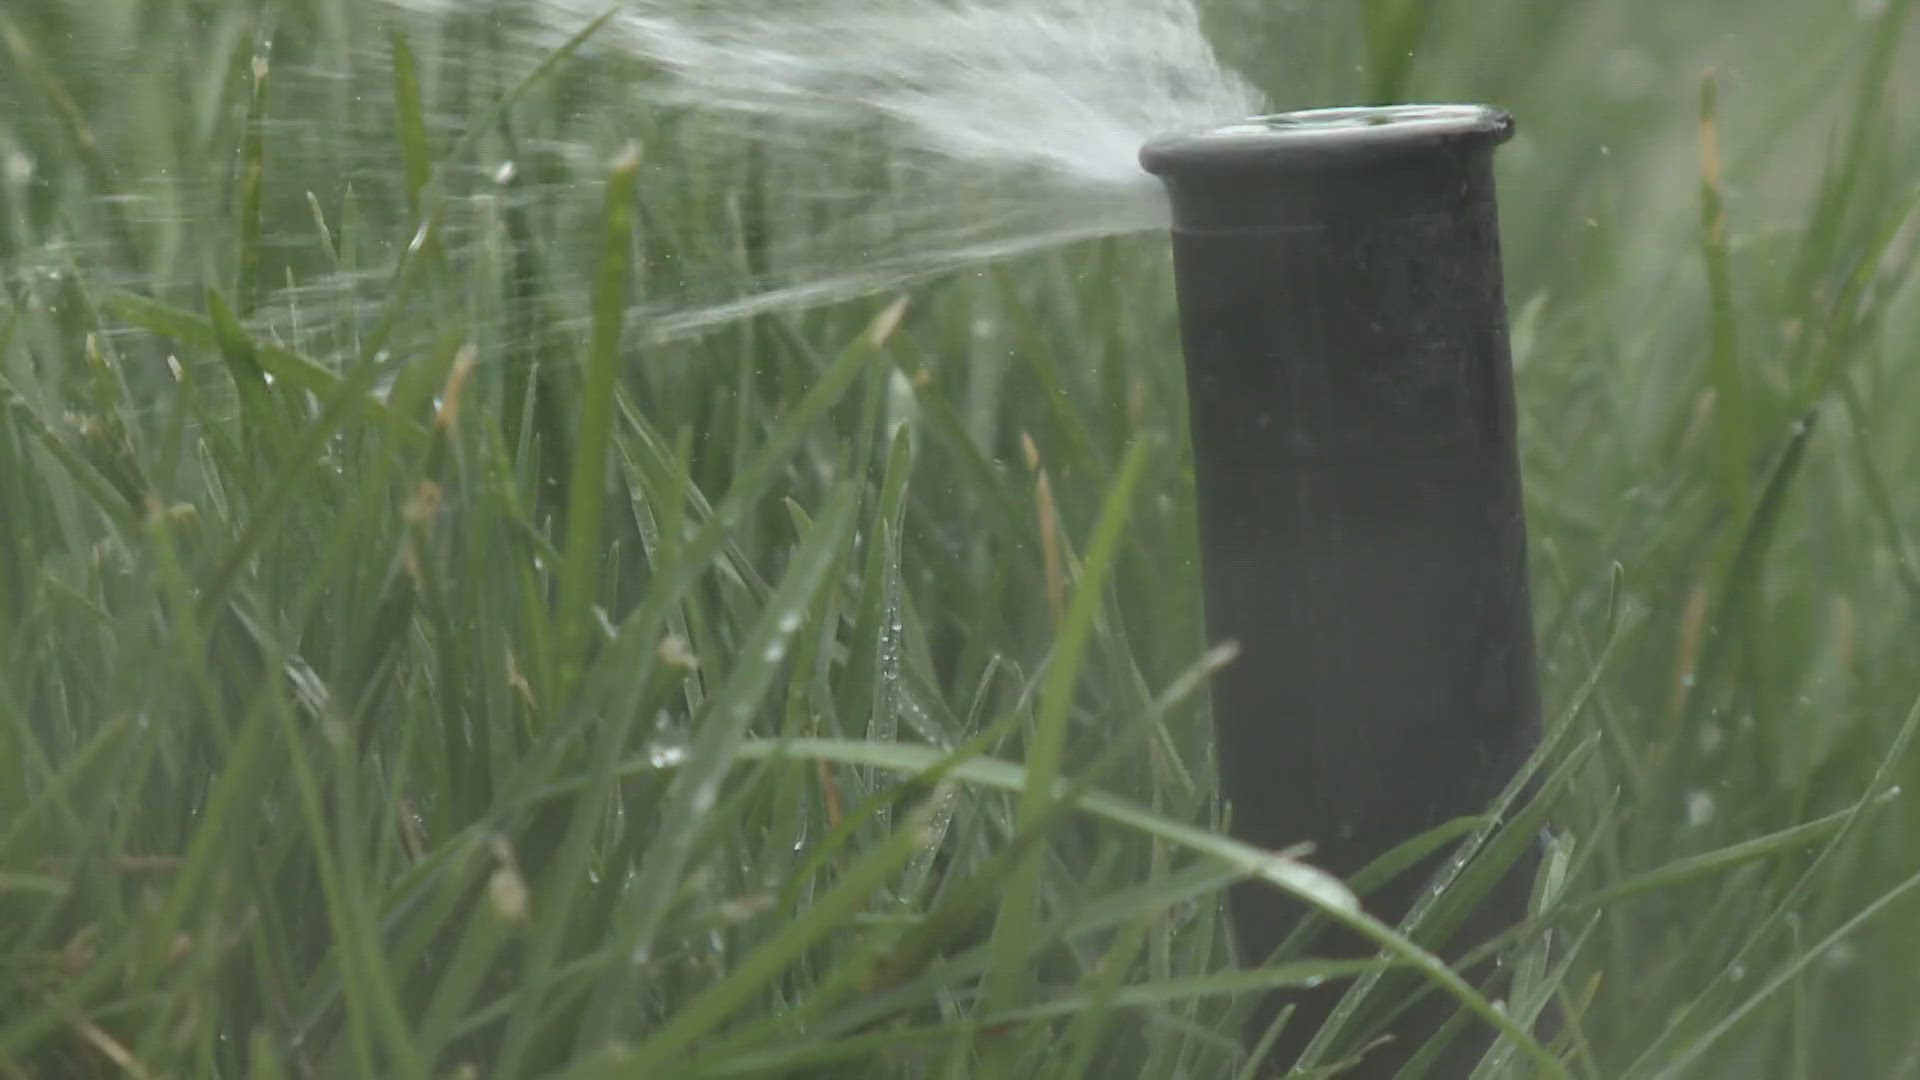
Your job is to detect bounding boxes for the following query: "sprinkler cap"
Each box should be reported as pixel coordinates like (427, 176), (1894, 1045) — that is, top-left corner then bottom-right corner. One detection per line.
(1140, 104), (1513, 176)
(1140, 104), (1515, 231)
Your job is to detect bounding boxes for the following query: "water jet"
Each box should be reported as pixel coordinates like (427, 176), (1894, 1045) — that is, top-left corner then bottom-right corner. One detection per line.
(1141, 104), (1542, 1074)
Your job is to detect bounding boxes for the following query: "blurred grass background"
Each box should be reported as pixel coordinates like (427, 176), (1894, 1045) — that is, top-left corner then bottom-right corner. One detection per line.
(1, 0), (1918, 1076)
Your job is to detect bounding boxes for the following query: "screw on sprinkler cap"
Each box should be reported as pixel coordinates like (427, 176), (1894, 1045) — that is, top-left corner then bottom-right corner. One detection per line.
(1139, 104), (1515, 231)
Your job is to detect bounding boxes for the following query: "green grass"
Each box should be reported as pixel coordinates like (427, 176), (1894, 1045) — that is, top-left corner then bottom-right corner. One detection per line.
(2, 0), (1919, 1076)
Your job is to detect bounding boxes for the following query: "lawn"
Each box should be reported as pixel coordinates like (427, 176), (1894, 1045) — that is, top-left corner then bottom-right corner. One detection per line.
(1, 0), (1917, 1076)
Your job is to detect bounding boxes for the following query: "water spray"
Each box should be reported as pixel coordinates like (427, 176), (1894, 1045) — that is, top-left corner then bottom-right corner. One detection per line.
(1141, 105), (1542, 1074)
(378, 0), (1261, 335)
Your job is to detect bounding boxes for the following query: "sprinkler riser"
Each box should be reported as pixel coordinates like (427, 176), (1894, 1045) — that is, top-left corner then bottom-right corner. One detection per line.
(1143, 106), (1542, 1075)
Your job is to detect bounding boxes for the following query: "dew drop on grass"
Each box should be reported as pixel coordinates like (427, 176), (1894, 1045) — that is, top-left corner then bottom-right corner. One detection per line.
(488, 863), (531, 924)
(901, 783), (960, 895)
(646, 742), (689, 768)
(1826, 940), (1858, 970)
(4, 150), (33, 185)
(1684, 789), (1716, 827)
(899, 690), (947, 745)
(691, 783), (718, 814)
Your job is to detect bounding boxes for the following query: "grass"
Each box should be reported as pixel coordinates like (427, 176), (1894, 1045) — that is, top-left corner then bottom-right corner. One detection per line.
(1, 0), (1918, 1076)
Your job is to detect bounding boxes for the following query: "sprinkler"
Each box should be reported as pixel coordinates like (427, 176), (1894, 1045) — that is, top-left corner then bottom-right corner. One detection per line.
(1141, 105), (1542, 1074)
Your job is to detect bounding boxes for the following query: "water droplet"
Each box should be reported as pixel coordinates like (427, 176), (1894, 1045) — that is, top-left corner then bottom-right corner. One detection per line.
(1825, 940), (1858, 969)
(777, 611), (803, 635)
(1685, 789), (1716, 827)
(658, 635), (698, 669)
(4, 150), (33, 184)
(487, 864), (530, 923)
(646, 742), (689, 768)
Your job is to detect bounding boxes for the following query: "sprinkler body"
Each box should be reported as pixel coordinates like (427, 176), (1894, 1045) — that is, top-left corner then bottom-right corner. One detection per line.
(1141, 106), (1541, 1075)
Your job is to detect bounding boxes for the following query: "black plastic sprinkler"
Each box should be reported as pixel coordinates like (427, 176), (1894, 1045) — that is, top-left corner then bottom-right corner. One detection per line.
(1140, 105), (1542, 1075)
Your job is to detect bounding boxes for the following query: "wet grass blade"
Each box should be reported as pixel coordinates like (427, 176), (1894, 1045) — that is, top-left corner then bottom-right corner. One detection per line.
(607, 776), (939, 1075)
(555, 148), (639, 681)
(236, 46), (270, 314)
(390, 31), (433, 219)
(102, 291), (405, 429)
(733, 735), (1567, 1077)
(1697, 71), (1750, 514)
(983, 436), (1152, 1024)
(1652, 864), (1920, 1080)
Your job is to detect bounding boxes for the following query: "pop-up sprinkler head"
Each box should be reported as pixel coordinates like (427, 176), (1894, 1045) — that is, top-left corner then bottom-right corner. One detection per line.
(1142, 105), (1541, 1075)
